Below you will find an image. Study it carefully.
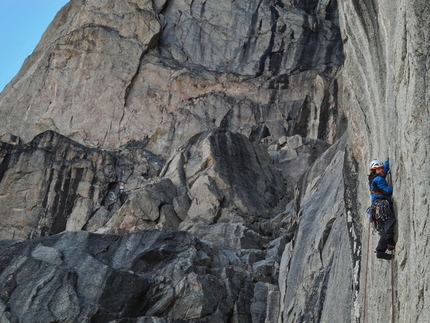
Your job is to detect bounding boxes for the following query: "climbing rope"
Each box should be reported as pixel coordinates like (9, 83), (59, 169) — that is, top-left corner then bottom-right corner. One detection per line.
(391, 248), (395, 323)
(363, 221), (371, 323)
(363, 222), (396, 323)
(386, 170), (396, 323)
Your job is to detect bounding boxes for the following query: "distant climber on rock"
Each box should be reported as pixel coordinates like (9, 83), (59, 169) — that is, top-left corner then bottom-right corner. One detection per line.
(368, 159), (396, 260)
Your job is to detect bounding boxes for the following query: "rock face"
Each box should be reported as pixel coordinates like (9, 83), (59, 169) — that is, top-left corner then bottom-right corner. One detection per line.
(338, 1), (430, 322)
(0, 122), (344, 322)
(0, 0), (162, 149)
(279, 134), (356, 323)
(1, 0), (429, 322)
(0, 0), (345, 157)
(0, 130), (163, 240)
(0, 131), (347, 323)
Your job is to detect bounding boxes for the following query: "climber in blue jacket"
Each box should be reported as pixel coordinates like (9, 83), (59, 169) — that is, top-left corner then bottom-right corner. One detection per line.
(368, 159), (396, 260)
(369, 159), (393, 203)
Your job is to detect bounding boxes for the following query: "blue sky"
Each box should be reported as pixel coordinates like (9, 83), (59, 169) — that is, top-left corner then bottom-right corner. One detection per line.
(0, 0), (70, 92)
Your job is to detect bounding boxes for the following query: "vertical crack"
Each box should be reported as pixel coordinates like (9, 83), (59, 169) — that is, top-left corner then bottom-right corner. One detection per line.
(257, 2), (279, 76)
(124, 50), (145, 109)
(120, 47), (147, 144)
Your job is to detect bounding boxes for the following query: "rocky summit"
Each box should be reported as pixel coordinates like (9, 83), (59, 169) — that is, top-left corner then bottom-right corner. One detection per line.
(0, 0), (429, 322)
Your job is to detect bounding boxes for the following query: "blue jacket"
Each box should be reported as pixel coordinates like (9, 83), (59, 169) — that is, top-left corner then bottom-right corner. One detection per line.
(369, 159), (393, 203)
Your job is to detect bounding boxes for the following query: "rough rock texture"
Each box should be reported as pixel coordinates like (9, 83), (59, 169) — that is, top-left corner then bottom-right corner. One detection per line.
(0, 130), (348, 323)
(0, 121), (343, 322)
(0, 0), (162, 149)
(338, 0), (430, 322)
(0, 130), (163, 240)
(0, 230), (234, 322)
(1, 0), (429, 322)
(0, 0), (345, 158)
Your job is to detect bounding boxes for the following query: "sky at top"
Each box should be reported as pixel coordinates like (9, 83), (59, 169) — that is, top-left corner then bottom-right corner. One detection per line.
(0, 0), (70, 92)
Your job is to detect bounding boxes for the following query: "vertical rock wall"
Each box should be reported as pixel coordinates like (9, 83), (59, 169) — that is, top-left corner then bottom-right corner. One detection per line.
(338, 0), (430, 322)
(279, 134), (358, 323)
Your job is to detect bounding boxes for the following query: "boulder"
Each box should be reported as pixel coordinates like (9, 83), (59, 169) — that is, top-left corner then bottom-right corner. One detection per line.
(0, 230), (235, 322)
(162, 129), (287, 221)
(99, 178), (180, 233)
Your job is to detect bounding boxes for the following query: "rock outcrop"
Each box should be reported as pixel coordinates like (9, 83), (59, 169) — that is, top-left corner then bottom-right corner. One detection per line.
(0, 230), (232, 322)
(1, 0), (429, 322)
(0, 0), (345, 158)
(0, 131), (347, 323)
(0, 130), (163, 240)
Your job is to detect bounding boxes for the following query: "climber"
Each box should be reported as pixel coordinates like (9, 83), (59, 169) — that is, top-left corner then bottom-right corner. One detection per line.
(368, 159), (396, 260)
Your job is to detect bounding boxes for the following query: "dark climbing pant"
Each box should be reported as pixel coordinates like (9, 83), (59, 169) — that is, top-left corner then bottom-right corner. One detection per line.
(376, 215), (396, 252)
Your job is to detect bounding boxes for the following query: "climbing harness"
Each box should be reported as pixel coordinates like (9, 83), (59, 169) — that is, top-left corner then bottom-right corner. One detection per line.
(367, 199), (392, 234)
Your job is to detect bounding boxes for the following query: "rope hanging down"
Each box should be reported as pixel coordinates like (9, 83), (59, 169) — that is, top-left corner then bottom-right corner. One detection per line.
(363, 221), (371, 323)
(387, 171), (396, 323)
(363, 221), (396, 323)
(391, 248), (395, 323)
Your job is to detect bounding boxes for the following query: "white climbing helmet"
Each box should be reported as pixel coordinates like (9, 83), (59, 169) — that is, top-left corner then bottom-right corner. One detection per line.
(369, 159), (384, 170)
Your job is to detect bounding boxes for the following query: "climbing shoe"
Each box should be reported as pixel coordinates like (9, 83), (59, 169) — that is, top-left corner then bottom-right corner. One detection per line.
(387, 239), (396, 251)
(376, 252), (393, 260)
